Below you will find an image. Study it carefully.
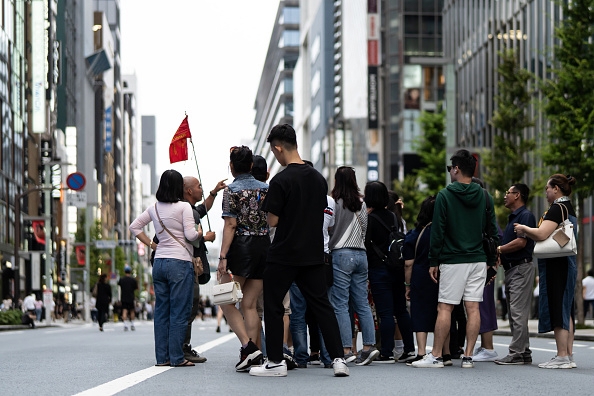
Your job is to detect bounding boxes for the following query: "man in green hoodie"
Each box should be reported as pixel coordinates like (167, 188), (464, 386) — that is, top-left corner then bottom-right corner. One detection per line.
(412, 149), (498, 369)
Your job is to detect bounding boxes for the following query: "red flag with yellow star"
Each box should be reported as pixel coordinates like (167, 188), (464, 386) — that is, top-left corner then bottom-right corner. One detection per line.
(169, 116), (192, 163)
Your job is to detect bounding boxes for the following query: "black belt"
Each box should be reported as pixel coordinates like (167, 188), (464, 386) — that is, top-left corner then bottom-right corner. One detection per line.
(502, 258), (531, 271)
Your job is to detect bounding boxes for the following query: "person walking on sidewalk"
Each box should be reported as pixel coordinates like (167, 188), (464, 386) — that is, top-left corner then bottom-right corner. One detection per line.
(412, 149), (498, 369)
(494, 183), (536, 365)
(249, 123), (349, 378)
(95, 274), (112, 331)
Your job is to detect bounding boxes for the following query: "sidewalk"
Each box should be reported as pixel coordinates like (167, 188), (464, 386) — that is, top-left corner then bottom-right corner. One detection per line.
(494, 318), (594, 342)
(0, 319), (87, 332)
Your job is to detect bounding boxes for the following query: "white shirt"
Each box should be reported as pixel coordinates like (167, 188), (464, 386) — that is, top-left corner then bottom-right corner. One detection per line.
(583, 276), (594, 300)
(323, 196), (336, 253)
(23, 295), (36, 311)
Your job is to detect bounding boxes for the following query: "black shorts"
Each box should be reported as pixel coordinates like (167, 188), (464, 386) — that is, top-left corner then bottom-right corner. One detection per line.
(121, 301), (135, 312)
(226, 235), (270, 279)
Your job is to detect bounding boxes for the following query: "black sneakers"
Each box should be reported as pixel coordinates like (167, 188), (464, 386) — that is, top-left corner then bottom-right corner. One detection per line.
(397, 351), (417, 363)
(183, 344), (207, 363)
(235, 340), (263, 372)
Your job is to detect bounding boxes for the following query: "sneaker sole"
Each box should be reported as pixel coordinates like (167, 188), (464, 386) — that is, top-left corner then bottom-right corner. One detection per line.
(411, 364), (444, 368)
(333, 369), (350, 377)
(461, 364), (474, 368)
(376, 359), (396, 364)
(494, 361), (524, 365)
(355, 349), (380, 366)
(236, 351), (263, 371)
(344, 355), (357, 364)
(539, 363), (572, 369)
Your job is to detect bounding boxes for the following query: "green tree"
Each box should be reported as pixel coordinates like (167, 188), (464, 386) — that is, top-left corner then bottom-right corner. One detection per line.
(541, 0), (594, 324)
(483, 48), (536, 226)
(415, 109), (447, 196)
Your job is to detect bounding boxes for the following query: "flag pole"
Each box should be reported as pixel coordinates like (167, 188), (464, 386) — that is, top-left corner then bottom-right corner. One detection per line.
(189, 138), (212, 231)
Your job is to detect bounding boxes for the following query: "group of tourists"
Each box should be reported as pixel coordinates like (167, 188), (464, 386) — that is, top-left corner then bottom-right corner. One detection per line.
(129, 122), (579, 375)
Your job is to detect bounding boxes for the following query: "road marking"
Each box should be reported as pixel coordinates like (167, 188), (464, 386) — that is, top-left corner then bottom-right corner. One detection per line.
(572, 343), (588, 347)
(72, 333), (236, 396)
(0, 331), (24, 335)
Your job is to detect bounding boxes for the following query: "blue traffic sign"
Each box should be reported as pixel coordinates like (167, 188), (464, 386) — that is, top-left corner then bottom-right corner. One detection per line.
(67, 172), (86, 191)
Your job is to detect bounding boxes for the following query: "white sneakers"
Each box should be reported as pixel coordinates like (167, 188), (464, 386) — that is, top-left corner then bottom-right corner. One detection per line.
(472, 347), (498, 362)
(249, 357), (350, 377)
(249, 359), (288, 377)
(538, 355), (572, 369)
(411, 353), (444, 368)
(332, 358), (350, 376)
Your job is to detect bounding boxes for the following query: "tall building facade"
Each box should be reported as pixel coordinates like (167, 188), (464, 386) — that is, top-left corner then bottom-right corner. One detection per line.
(381, 0), (445, 183)
(252, 0), (300, 175)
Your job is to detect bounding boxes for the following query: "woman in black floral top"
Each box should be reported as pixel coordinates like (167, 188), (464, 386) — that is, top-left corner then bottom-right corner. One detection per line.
(218, 145), (270, 372)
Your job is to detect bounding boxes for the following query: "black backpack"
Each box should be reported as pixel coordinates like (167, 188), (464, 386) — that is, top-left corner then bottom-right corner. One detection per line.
(369, 212), (406, 270)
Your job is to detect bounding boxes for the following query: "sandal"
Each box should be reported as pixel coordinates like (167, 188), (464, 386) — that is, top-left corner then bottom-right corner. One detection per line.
(172, 360), (195, 367)
(155, 362), (170, 367)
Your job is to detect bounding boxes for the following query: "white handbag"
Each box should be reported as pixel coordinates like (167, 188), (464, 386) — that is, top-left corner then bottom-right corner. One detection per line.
(212, 280), (243, 305)
(533, 203), (577, 259)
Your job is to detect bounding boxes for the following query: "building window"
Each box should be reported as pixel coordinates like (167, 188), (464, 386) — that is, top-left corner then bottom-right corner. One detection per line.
(279, 30), (299, 48)
(281, 7), (299, 24)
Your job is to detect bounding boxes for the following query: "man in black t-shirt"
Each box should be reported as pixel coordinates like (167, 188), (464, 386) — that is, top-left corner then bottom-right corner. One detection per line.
(118, 266), (138, 331)
(248, 124), (349, 378)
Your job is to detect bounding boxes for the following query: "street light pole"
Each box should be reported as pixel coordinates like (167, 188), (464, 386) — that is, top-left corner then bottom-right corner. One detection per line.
(43, 162), (53, 323)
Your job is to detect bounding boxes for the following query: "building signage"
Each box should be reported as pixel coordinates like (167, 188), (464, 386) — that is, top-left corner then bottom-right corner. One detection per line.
(31, 1), (47, 134)
(368, 66), (379, 129)
(105, 106), (112, 152)
(367, 153), (379, 182)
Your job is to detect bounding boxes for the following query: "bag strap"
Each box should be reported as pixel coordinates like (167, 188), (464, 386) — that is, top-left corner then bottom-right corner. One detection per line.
(368, 211), (399, 262)
(554, 202), (568, 223)
(154, 203), (193, 258)
(483, 189), (493, 236)
(414, 222), (431, 260)
(369, 211), (399, 233)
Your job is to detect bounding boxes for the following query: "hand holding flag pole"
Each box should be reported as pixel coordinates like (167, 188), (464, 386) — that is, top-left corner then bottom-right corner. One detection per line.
(169, 115), (212, 231)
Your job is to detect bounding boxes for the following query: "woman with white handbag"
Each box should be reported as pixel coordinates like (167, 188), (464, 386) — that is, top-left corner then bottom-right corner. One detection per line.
(218, 145), (270, 372)
(514, 174), (577, 369)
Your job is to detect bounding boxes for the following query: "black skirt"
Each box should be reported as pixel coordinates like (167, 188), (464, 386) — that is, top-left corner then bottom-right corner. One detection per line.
(226, 235), (270, 279)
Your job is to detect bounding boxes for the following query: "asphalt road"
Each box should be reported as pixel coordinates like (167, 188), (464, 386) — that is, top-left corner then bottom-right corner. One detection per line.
(1, 318), (593, 396)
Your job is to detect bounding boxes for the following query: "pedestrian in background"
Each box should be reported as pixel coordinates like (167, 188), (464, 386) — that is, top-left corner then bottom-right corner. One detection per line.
(495, 183), (537, 366)
(95, 274), (112, 332)
(217, 145), (269, 372)
(118, 266), (138, 331)
(130, 169), (201, 367)
(582, 268), (594, 320)
(514, 174), (577, 369)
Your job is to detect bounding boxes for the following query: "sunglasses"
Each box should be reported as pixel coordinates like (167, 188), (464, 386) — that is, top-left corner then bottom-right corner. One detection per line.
(505, 190), (519, 195)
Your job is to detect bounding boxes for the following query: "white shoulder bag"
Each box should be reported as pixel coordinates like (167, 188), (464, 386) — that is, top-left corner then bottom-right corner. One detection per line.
(533, 203), (577, 259)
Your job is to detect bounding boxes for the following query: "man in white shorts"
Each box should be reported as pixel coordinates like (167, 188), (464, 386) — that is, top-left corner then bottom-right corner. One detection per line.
(412, 149), (498, 369)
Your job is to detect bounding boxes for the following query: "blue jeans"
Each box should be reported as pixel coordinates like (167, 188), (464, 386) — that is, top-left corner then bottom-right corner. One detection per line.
(331, 248), (376, 348)
(290, 283), (332, 365)
(368, 265), (415, 356)
(153, 258), (194, 366)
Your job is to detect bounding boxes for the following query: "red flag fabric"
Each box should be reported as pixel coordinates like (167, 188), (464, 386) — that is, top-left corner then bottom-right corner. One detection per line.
(169, 116), (192, 163)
